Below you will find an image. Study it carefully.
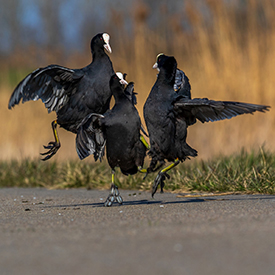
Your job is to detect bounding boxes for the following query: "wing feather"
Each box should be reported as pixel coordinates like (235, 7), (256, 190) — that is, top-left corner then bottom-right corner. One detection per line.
(174, 98), (270, 124)
(76, 113), (106, 161)
(124, 82), (137, 106)
(174, 69), (191, 99)
(8, 65), (84, 113)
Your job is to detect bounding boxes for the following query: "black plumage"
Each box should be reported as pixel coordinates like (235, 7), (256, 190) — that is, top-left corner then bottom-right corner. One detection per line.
(115, 72), (137, 105)
(8, 33), (114, 160)
(124, 82), (137, 105)
(76, 74), (147, 206)
(144, 54), (270, 197)
(153, 53), (191, 99)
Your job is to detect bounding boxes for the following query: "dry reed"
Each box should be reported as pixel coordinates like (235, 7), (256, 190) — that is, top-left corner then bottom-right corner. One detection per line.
(1, 0), (274, 161)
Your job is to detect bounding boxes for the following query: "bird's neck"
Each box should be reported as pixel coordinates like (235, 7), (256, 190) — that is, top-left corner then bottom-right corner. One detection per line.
(157, 70), (175, 88)
(113, 89), (127, 103)
(91, 47), (108, 60)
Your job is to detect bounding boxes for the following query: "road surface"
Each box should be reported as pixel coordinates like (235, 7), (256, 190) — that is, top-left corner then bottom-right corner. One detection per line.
(1, 188), (275, 275)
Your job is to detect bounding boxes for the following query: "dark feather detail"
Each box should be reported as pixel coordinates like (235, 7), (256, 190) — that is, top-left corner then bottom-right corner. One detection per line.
(76, 113), (105, 161)
(8, 65), (84, 113)
(174, 98), (270, 124)
(124, 82), (137, 106)
(123, 81), (148, 136)
(174, 69), (191, 99)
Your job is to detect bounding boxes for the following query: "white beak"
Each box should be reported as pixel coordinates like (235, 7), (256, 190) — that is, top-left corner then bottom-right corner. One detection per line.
(116, 72), (128, 85)
(104, 43), (112, 53)
(119, 79), (128, 85)
(103, 33), (112, 53)
(153, 62), (159, 70)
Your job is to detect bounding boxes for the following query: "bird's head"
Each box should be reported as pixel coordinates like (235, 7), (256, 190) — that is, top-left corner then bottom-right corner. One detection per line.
(154, 54), (177, 85)
(110, 74), (129, 100)
(110, 73), (128, 90)
(91, 33), (112, 54)
(152, 53), (169, 71)
(116, 72), (128, 86)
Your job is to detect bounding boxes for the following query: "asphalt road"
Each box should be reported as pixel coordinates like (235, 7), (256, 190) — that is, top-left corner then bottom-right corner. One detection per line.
(1, 188), (275, 275)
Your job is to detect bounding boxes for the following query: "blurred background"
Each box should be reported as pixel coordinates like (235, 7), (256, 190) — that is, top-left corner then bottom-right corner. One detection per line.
(0, 0), (274, 161)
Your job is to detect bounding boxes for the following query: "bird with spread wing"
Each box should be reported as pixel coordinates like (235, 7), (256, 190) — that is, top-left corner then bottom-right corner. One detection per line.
(144, 54), (270, 197)
(8, 33), (114, 160)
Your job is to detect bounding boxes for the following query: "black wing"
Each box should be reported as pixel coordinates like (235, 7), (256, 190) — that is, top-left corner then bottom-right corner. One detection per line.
(174, 98), (270, 124)
(174, 69), (191, 99)
(124, 82), (137, 106)
(8, 65), (84, 113)
(76, 113), (106, 161)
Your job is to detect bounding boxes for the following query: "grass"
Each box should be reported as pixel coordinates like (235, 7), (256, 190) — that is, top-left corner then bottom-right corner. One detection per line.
(1, 148), (275, 195)
(174, 148), (275, 194)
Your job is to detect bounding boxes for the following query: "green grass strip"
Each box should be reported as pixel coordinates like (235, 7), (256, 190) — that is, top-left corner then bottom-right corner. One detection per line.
(1, 148), (275, 194)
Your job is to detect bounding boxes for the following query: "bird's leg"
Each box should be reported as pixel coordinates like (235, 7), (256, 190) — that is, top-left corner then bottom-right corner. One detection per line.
(152, 159), (180, 197)
(140, 135), (150, 150)
(104, 169), (123, 207)
(138, 166), (147, 173)
(137, 135), (151, 176)
(40, 120), (61, 161)
(139, 159), (165, 180)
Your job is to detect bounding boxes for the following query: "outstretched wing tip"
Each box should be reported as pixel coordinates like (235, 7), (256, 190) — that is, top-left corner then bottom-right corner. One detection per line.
(175, 98), (270, 124)
(8, 65), (83, 113)
(262, 105), (271, 112)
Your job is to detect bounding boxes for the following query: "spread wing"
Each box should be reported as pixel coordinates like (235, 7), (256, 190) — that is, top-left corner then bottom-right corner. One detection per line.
(76, 113), (106, 161)
(174, 98), (270, 124)
(174, 69), (191, 99)
(8, 65), (84, 113)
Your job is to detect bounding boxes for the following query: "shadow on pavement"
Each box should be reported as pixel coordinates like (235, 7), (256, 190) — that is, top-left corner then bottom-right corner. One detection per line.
(38, 197), (209, 209)
(36, 193), (275, 209)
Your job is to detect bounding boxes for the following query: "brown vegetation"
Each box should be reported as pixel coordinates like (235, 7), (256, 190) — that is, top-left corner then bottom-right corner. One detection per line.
(1, 0), (274, 161)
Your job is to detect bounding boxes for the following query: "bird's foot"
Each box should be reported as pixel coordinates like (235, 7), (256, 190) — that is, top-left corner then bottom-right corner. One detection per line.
(141, 166), (156, 180)
(104, 184), (123, 207)
(152, 171), (170, 197)
(40, 141), (61, 161)
(142, 161), (166, 180)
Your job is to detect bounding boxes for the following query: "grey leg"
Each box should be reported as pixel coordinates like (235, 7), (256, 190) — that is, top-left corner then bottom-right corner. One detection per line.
(104, 170), (123, 207)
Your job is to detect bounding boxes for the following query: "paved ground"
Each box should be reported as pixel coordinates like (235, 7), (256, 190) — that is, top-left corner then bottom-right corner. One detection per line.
(1, 188), (275, 275)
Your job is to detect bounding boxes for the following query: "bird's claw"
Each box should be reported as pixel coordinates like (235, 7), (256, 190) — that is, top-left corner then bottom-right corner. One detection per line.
(40, 141), (61, 161)
(152, 171), (170, 197)
(104, 184), (123, 207)
(42, 141), (56, 150)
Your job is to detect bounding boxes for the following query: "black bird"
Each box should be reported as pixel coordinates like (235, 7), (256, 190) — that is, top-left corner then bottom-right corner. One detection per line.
(144, 54), (270, 197)
(76, 74), (147, 206)
(116, 72), (148, 138)
(115, 72), (137, 105)
(8, 33), (114, 160)
(153, 53), (191, 99)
